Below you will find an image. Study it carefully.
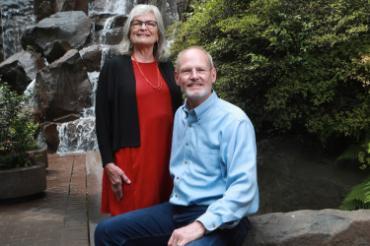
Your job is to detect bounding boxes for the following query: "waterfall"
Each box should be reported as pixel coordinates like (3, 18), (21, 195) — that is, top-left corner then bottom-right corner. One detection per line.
(56, 0), (130, 154)
(0, 0), (35, 59)
(103, 0), (127, 15)
(56, 71), (99, 153)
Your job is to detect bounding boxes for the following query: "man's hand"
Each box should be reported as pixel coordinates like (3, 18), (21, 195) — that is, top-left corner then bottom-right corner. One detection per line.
(168, 221), (206, 246)
(104, 163), (131, 201)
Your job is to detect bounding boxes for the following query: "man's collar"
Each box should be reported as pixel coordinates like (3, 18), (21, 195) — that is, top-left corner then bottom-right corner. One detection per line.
(182, 91), (218, 120)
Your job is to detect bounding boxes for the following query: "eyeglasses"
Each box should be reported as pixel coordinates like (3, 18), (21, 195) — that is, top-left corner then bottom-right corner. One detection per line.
(131, 20), (158, 29)
(179, 67), (212, 77)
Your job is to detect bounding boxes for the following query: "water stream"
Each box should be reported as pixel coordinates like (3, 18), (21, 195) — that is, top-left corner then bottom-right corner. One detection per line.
(56, 0), (130, 153)
(0, 0), (35, 59)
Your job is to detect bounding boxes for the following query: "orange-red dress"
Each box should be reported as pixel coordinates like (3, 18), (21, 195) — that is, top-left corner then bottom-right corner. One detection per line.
(101, 60), (174, 215)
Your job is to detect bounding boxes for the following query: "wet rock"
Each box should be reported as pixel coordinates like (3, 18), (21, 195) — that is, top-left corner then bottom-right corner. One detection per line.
(79, 44), (102, 72)
(89, 14), (127, 45)
(0, 50), (44, 93)
(0, 61), (29, 93)
(41, 122), (59, 153)
(21, 11), (91, 62)
(99, 27), (124, 45)
(53, 113), (80, 123)
(33, 0), (57, 21)
(34, 0), (88, 21)
(34, 49), (92, 122)
(56, 0), (88, 14)
(133, 0), (179, 26)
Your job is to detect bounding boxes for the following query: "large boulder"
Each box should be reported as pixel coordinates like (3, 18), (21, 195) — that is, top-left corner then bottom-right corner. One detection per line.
(246, 209), (370, 246)
(34, 49), (92, 122)
(21, 11), (91, 63)
(0, 50), (44, 93)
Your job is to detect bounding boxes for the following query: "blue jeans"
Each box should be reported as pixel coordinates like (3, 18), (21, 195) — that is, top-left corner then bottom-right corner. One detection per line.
(94, 202), (250, 246)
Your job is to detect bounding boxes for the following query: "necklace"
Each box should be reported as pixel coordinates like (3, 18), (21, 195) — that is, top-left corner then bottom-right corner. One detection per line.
(132, 56), (163, 90)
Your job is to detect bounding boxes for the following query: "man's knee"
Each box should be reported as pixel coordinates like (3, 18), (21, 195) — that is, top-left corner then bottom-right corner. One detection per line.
(94, 218), (128, 246)
(95, 219), (114, 245)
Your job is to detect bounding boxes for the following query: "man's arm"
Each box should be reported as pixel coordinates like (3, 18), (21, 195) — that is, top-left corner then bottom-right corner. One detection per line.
(167, 118), (258, 244)
(196, 118), (259, 232)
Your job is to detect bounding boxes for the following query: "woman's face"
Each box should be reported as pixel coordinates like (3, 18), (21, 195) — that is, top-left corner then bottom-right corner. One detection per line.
(129, 12), (159, 48)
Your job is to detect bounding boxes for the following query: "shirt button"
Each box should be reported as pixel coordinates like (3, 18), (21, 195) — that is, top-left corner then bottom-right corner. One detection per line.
(188, 124), (192, 127)
(185, 142), (189, 146)
(184, 161), (188, 164)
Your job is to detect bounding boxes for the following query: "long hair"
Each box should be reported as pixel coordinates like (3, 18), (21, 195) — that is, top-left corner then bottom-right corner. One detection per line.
(116, 4), (167, 61)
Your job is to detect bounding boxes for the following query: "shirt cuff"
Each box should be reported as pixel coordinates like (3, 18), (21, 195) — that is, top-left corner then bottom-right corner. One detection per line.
(196, 212), (222, 232)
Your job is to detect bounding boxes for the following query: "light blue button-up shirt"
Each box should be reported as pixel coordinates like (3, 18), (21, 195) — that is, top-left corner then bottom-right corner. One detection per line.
(169, 91), (259, 232)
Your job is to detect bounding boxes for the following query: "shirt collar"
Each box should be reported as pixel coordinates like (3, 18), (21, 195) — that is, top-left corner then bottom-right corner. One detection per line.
(182, 91), (218, 121)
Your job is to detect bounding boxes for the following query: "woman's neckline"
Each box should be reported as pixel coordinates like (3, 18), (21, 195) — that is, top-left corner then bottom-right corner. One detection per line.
(131, 53), (156, 63)
(131, 58), (157, 64)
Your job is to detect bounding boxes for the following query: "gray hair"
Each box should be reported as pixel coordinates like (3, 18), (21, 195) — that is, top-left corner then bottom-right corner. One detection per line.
(175, 46), (215, 71)
(116, 4), (167, 61)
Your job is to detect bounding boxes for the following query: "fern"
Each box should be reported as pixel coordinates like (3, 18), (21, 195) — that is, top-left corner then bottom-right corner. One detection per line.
(340, 176), (370, 210)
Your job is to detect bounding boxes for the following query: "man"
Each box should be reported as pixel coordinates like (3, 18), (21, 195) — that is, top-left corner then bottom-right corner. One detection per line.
(94, 46), (259, 246)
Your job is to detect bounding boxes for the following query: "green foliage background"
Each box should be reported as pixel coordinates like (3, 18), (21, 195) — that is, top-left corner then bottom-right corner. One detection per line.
(171, 0), (369, 142)
(170, 0), (370, 209)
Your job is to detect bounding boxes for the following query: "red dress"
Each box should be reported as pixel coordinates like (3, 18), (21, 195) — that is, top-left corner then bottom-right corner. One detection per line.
(101, 59), (174, 215)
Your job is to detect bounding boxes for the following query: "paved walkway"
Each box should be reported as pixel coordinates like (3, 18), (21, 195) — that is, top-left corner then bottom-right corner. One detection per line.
(0, 151), (105, 246)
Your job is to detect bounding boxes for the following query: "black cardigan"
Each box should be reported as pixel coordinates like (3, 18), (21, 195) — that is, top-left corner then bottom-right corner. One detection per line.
(95, 55), (182, 166)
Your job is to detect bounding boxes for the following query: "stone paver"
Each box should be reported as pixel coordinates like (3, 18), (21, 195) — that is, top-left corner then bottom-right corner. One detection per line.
(0, 151), (104, 246)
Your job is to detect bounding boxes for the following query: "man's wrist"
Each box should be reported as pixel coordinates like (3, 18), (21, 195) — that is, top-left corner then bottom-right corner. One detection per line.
(194, 220), (207, 235)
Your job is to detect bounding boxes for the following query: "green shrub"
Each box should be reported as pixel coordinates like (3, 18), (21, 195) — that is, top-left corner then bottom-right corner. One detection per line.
(340, 176), (370, 210)
(170, 0), (370, 211)
(171, 0), (370, 144)
(0, 83), (38, 169)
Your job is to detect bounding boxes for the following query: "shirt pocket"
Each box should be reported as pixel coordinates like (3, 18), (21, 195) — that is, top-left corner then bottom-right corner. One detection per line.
(194, 148), (221, 177)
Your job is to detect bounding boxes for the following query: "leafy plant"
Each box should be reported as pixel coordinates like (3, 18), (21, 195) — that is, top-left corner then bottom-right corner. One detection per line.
(338, 137), (370, 170)
(171, 0), (370, 210)
(0, 83), (38, 169)
(339, 137), (370, 210)
(171, 0), (370, 144)
(340, 176), (370, 210)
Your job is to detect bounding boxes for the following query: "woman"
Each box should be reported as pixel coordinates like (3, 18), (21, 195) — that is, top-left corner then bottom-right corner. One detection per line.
(95, 4), (182, 216)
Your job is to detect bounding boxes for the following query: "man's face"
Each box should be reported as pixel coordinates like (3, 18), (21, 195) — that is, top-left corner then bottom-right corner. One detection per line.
(175, 49), (216, 108)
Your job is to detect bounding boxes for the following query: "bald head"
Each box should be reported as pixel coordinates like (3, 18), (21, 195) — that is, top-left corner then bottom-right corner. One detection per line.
(175, 46), (214, 72)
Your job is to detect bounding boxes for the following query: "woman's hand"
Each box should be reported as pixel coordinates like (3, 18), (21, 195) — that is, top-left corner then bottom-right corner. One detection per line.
(104, 163), (131, 201)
